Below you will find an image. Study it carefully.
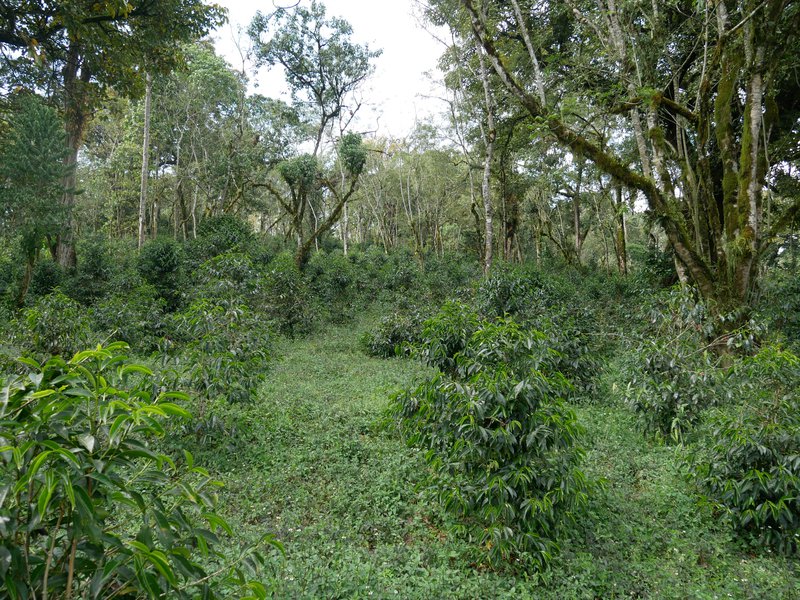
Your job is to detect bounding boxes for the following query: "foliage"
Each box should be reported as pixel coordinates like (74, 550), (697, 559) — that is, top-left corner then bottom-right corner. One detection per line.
(189, 252), (265, 309)
(64, 234), (113, 304)
(22, 291), (93, 357)
(392, 316), (588, 568)
(339, 132), (367, 176)
(620, 289), (725, 440)
(688, 346), (800, 554)
(625, 339), (720, 442)
(0, 343), (275, 599)
(27, 259), (65, 301)
(277, 154), (318, 193)
(263, 252), (316, 337)
(413, 301), (481, 376)
(757, 269), (800, 352)
(191, 215), (256, 264)
(249, 1), (380, 141)
(360, 308), (426, 358)
(305, 250), (356, 322)
(475, 264), (548, 319)
(138, 237), (184, 309)
(537, 308), (604, 401)
(0, 97), (66, 243)
(91, 282), (167, 353)
(0, 96), (67, 304)
(168, 299), (271, 407)
(422, 252), (480, 301)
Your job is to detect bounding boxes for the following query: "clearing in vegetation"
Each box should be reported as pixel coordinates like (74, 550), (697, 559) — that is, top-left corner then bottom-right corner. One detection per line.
(198, 316), (799, 598)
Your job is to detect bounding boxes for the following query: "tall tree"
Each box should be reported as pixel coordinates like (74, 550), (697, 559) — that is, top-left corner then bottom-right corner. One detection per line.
(138, 71), (152, 250)
(456, 0), (800, 316)
(249, 0), (380, 157)
(0, 96), (67, 305)
(248, 0), (379, 267)
(0, 0), (224, 267)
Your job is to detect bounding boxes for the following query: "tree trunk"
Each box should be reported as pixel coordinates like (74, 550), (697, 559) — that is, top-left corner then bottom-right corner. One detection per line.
(476, 41), (495, 274)
(613, 184), (628, 276)
(138, 71), (153, 250)
(56, 45), (90, 269)
(16, 252), (37, 308)
(343, 201), (349, 255)
(573, 158), (585, 265)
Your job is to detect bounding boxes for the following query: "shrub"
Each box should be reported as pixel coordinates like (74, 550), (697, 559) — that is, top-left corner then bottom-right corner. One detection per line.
(474, 264), (547, 319)
(0, 343), (275, 598)
(190, 214), (254, 263)
(64, 233), (113, 304)
(23, 291), (92, 357)
(688, 346), (800, 554)
(422, 252), (479, 301)
(168, 299), (271, 407)
(263, 251), (315, 336)
(360, 308), (426, 358)
(91, 282), (166, 353)
(625, 339), (720, 441)
(757, 269), (800, 351)
(529, 307), (605, 401)
(391, 317), (588, 568)
(138, 237), (184, 309)
(306, 250), (356, 322)
(414, 301), (481, 376)
(189, 252), (264, 308)
(622, 288), (725, 440)
(28, 258), (64, 300)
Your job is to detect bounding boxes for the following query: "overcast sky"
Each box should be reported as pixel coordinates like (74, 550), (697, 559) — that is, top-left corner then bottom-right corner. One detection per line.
(212, 0), (448, 138)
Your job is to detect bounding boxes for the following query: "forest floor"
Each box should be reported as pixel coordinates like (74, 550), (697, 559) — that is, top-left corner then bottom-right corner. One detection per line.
(194, 315), (800, 599)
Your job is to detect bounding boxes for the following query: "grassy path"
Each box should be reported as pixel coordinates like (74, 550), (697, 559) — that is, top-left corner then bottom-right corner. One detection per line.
(193, 321), (799, 599)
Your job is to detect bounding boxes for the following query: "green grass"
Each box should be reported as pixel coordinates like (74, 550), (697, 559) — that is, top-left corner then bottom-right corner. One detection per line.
(192, 318), (800, 598)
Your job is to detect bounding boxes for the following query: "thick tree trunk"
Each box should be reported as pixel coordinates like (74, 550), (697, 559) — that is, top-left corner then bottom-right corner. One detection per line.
(56, 45), (90, 269)
(295, 179), (358, 268)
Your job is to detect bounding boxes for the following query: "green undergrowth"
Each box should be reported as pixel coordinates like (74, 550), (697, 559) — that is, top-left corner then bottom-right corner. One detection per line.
(191, 317), (799, 598)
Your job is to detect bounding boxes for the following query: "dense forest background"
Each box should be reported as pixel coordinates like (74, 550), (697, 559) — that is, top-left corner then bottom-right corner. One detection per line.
(1, 0), (799, 598)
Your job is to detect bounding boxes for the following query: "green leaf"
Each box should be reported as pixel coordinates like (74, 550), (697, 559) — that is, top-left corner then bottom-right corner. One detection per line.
(0, 546), (11, 579)
(109, 413), (131, 444)
(202, 512), (233, 536)
(158, 391), (191, 403)
(36, 470), (56, 519)
(120, 364), (154, 377)
(78, 433), (96, 453)
(18, 357), (40, 369)
(157, 403), (191, 419)
(16, 450), (53, 492)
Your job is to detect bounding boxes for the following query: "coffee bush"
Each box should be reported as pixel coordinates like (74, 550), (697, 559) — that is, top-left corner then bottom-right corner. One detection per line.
(688, 346), (800, 553)
(392, 315), (589, 568)
(23, 291), (93, 357)
(360, 308), (426, 358)
(0, 343), (275, 598)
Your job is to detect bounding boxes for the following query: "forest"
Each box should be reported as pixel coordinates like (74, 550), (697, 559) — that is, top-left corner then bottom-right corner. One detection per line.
(0, 0), (799, 597)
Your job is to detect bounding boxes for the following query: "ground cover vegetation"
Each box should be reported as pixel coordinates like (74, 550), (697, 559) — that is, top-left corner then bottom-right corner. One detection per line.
(1, 0), (799, 597)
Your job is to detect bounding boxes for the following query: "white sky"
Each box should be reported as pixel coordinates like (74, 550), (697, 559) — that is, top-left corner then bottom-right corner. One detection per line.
(212, 0), (448, 138)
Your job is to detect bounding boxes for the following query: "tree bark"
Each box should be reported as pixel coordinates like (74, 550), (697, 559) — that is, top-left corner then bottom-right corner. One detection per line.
(476, 40), (495, 274)
(56, 44), (91, 269)
(462, 0), (719, 301)
(138, 71), (153, 250)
